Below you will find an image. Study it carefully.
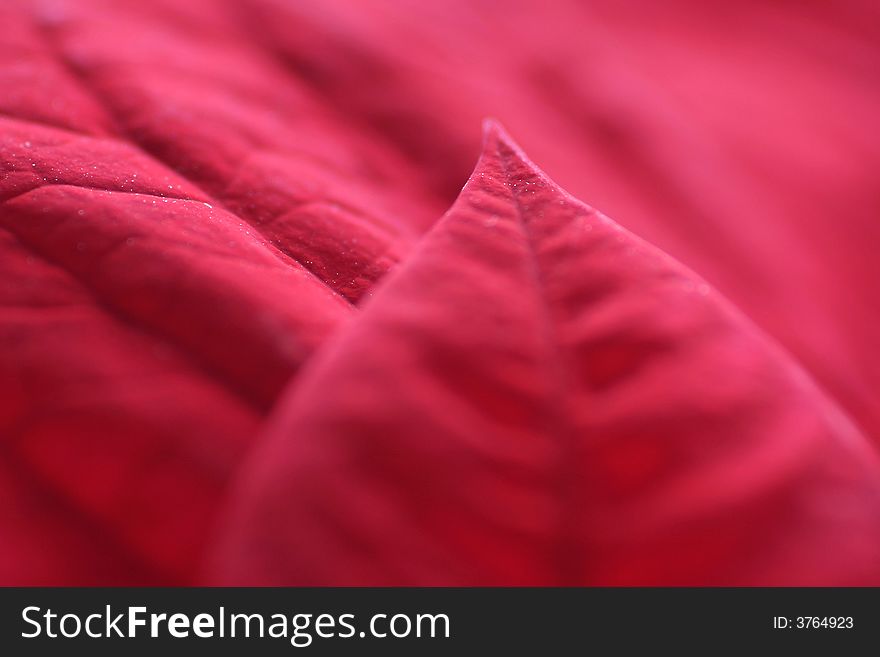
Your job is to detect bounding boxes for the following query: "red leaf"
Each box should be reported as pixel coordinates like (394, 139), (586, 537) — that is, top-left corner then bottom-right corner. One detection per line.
(0, 126), (353, 584)
(210, 122), (880, 585)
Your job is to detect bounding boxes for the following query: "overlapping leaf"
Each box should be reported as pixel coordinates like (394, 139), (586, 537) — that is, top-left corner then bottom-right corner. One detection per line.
(211, 123), (880, 585)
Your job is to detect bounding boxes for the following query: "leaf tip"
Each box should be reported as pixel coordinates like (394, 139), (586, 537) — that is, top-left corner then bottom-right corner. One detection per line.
(480, 116), (505, 141)
(480, 117), (521, 156)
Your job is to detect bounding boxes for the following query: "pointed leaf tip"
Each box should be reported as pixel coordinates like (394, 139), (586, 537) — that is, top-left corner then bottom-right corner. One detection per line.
(480, 118), (523, 158)
(480, 117), (504, 140)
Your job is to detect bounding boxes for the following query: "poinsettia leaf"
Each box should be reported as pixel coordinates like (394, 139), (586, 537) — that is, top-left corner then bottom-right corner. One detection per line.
(210, 121), (880, 585)
(0, 127), (353, 583)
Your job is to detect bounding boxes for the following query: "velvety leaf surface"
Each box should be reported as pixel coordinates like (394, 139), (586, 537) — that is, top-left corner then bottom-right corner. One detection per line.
(2, 0), (879, 585)
(211, 123), (880, 585)
(0, 0), (408, 583)
(0, 181), (352, 583)
(0, 79), (354, 583)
